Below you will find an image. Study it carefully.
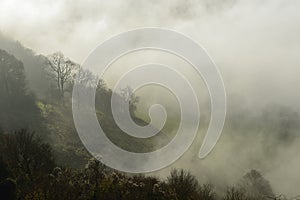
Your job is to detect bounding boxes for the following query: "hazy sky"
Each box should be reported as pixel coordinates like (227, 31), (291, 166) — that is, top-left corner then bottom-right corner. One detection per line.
(1, 0), (299, 110)
(0, 0), (298, 62)
(0, 0), (237, 62)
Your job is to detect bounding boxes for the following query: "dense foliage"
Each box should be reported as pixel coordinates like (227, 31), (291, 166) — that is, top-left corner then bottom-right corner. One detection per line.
(0, 50), (41, 131)
(0, 130), (291, 200)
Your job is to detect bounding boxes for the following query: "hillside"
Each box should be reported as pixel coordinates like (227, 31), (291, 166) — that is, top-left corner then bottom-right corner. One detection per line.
(0, 32), (50, 97)
(0, 41), (170, 168)
(37, 99), (170, 168)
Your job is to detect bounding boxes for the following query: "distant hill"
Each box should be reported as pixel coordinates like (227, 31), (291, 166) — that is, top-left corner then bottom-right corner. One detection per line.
(0, 32), (50, 97)
(0, 49), (42, 132)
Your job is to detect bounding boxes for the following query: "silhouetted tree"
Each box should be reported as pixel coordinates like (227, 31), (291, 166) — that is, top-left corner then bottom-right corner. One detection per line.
(0, 49), (26, 96)
(241, 169), (274, 200)
(167, 169), (200, 200)
(0, 49), (40, 131)
(224, 186), (246, 200)
(199, 184), (215, 200)
(47, 52), (78, 101)
(120, 86), (140, 117)
(0, 129), (55, 198)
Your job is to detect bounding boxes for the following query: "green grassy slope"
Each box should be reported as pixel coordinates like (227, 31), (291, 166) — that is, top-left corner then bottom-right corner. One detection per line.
(37, 100), (171, 168)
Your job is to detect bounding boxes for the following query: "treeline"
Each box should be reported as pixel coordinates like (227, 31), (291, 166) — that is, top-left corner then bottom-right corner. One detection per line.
(0, 49), (42, 132)
(0, 129), (288, 200)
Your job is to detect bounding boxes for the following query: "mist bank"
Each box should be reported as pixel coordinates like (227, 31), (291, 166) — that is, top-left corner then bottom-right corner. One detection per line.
(1, 0), (300, 196)
(1, 32), (300, 196)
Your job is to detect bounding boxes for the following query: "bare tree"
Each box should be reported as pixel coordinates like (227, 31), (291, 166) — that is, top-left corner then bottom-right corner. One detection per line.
(120, 86), (140, 117)
(47, 52), (77, 100)
(241, 169), (274, 200)
(167, 168), (200, 199)
(223, 186), (247, 200)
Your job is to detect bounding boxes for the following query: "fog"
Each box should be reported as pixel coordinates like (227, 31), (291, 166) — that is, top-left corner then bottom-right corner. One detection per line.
(1, 0), (299, 108)
(1, 0), (300, 197)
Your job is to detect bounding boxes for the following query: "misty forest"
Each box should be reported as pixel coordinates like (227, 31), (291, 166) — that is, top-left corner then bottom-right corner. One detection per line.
(1, 0), (300, 200)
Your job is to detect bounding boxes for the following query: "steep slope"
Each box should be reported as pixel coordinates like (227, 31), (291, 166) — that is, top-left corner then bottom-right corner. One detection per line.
(0, 32), (50, 97)
(0, 37), (171, 168)
(0, 49), (42, 132)
(37, 100), (171, 168)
